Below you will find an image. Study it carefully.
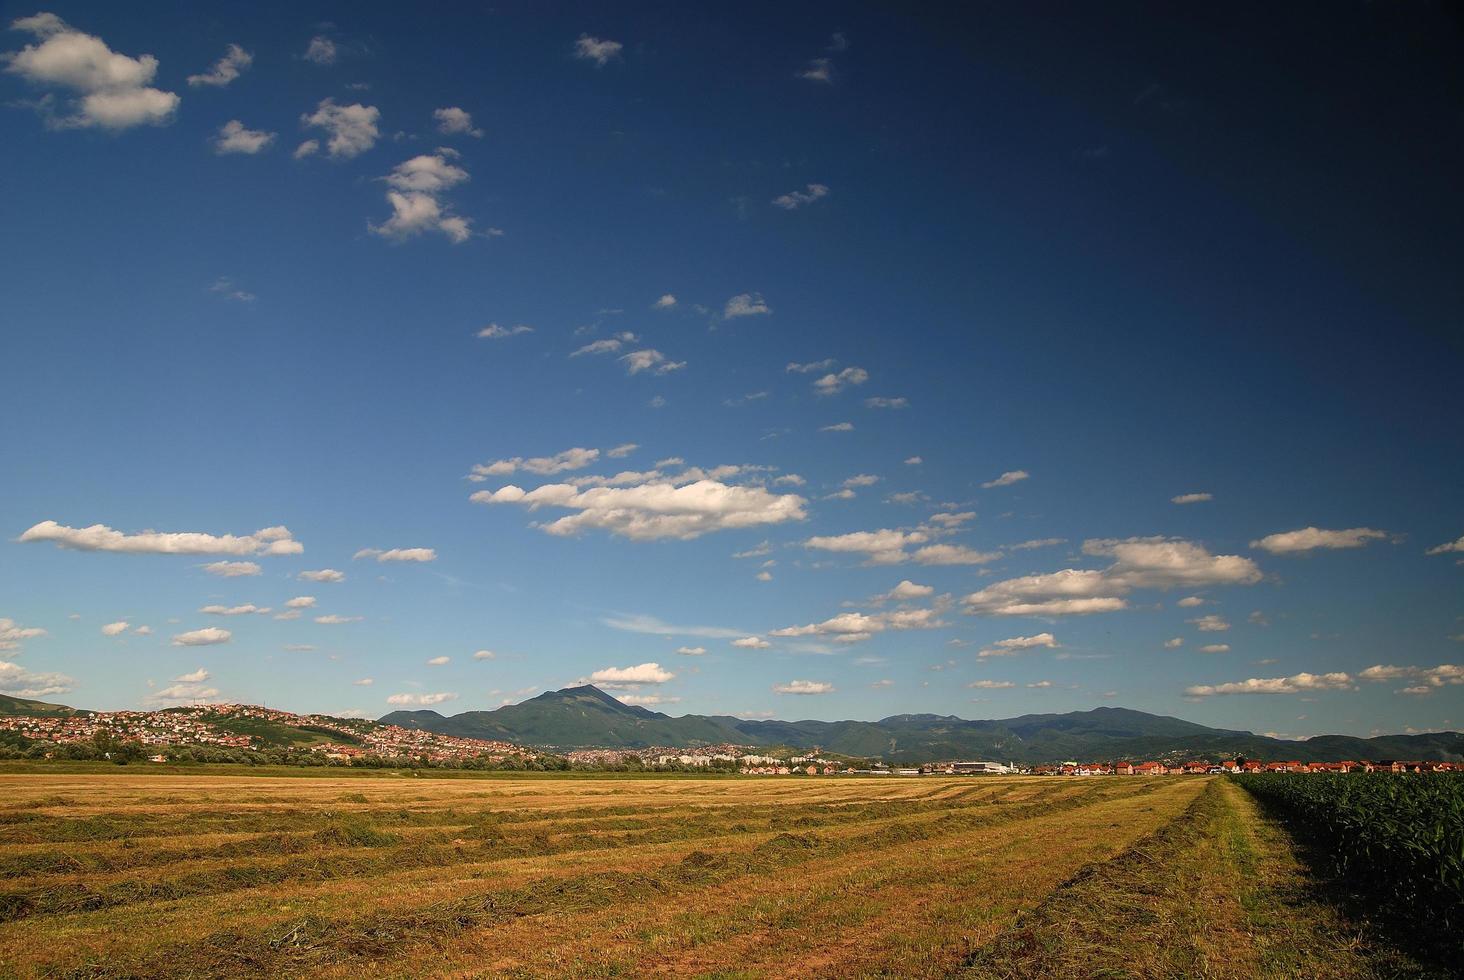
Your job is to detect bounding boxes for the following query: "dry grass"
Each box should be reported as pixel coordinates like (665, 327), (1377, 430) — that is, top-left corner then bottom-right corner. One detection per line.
(0, 770), (1427, 978)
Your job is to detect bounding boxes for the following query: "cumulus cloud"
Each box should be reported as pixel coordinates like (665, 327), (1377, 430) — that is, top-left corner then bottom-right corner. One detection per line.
(473, 650), (495, 660)
(199, 604), (268, 616)
(1199, 644), (1231, 654)
(968, 680), (1016, 690)
(588, 662), (674, 688)
(433, 106), (482, 137)
(1172, 492), (1213, 505)
(820, 422), (854, 432)
(386, 692), (458, 707)
(772, 183), (829, 210)
(472, 479), (807, 541)
(212, 119), (274, 154)
(3, 12), (180, 129)
(774, 679), (833, 695)
(771, 607), (946, 644)
(1164, 637), (1185, 649)
(187, 43), (251, 87)
(981, 470), (1029, 489)
(1250, 526), (1388, 554)
(978, 633), (1058, 658)
(21, 521), (302, 556)
(471, 447), (600, 479)
(298, 568), (345, 583)
(724, 293), (770, 319)
(1359, 663), (1464, 694)
(804, 528), (929, 566)
(884, 580), (934, 601)
(799, 58), (833, 83)
(0, 618), (47, 652)
(617, 693), (681, 707)
(1185, 672), (1354, 696)
(653, 293), (677, 309)
(963, 537), (1260, 617)
(1426, 535), (1464, 556)
(172, 627), (231, 646)
(787, 359), (835, 374)
(911, 544), (1002, 566)
(372, 151), (472, 243)
(1177, 596), (1206, 608)
(353, 547), (437, 562)
(100, 620), (128, 636)
(426, 655), (450, 666)
(813, 367), (868, 396)
(1189, 614), (1230, 632)
(1008, 538), (1065, 552)
(300, 98), (379, 158)
(865, 396), (908, 409)
(620, 349), (686, 375)
(574, 34), (623, 66)
(675, 646), (706, 656)
(354, 677), (374, 686)
(733, 636), (771, 649)
(284, 596), (316, 609)
(477, 322), (533, 339)
(0, 659), (73, 698)
(303, 36), (336, 65)
(314, 614), (361, 625)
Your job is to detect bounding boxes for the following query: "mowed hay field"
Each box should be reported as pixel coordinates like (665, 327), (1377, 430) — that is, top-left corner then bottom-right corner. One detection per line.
(0, 772), (1439, 979)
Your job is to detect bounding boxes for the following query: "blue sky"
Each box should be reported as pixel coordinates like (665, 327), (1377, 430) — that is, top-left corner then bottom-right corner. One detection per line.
(2, 3), (1461, 738)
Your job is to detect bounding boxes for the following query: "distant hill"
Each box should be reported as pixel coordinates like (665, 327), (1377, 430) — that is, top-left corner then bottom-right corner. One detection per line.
(381, 685), (1464, 764)
(0, 693), (88, 717)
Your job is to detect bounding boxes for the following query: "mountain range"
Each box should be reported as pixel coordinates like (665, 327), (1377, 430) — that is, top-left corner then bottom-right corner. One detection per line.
(379, 685), (1464, 764)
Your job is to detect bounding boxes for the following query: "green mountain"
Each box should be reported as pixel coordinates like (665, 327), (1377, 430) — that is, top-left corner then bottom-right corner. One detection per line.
(381, 685), (1464, 764)
(0, 693), (89, 717)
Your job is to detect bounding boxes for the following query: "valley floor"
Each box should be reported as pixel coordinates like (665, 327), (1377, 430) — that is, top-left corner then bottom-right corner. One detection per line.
(0, 772), (1442, 978)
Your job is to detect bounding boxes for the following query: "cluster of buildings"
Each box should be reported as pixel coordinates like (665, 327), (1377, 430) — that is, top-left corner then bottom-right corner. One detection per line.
(0, 710), (254, 748)
(1025, 759), (1464, 775)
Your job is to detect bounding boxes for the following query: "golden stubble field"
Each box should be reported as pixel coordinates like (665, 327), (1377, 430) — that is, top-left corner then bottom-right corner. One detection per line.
(0, 771), (1430, 979)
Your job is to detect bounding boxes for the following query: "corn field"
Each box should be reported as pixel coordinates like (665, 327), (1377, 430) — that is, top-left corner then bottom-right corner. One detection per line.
(1234, 772), (1464, 954)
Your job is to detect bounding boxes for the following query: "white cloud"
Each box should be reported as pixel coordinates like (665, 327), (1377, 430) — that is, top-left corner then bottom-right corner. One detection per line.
(386, 692), (458, 707)
(813, 367), (868, 396)
(209, 277), (255, 302)
(904, 456), (923, 466)
(675, 646), (706, 656)
(199, 604), (268, 616)
(300, 99), (378, 159)
(733, 636), (771, 649)
(353, 547), (437, 563)
(1177, 596), (1206, 608)
(1185, 672), (1354, 696)
(1250, 526), (1388, 554)
(293, 139), (319, 159)
(284, 596), (316, 609)
(1172, 492), (1213, 505)
(476, 323), (533, 339)
(354, 677), (374, 686)
(968, 680), (1015, 690)
(3, 12), (180, 129)
(963, 537), (1260, 617)
(172, 627), (231, 646)
(314, 614), (361, 625)
(978, 633), (1058, 658)
(21, 521), (302, 556)
(911, 544), (1002, 566)
(212, 119), (274, 155)
(472, 447), (600, 478)
(472, 479), (807, 541)
(589, 662), (674, 688)
(201, 560), (262, 577)
(843, 474), (880, 488)
(299, 568), (345, 583)
(774, 679), (833, 695)
(618, 693), (681, 707)
(653, 293), (677, 309)
(820, 422), (854, 432)
(473, 649), (495, 660)
(884, 580), (934, 601)
(804, 528), (929, 565)
(1164, 637), (1184, 649)
(786, 359), (835, 374)
(772, 607), (945, 644)
(372, 152), (472, 243)
(606, 443), (638, 458)
(602, 613), (745, 639)
(1189, 614), (1230, 632)
(433, 106), (482, 137)
(1008, 538), (1065, 552)
(865, 396), (908, 409)
(620, 349), (686, 375)
(799, 58), (832, 83)
(724, 293), (771, 319)
(100, 620), (129, 637)
(187, 43), (251, 87)
(981, 470), (1029, 489)
(1199, 644), (1231, 654)
(574, 34), (623, 67)
(772, 183), (829, 210)
(303, 36), (337, 65)
(1426, 535), (1464, 556)
(756, 570), (773, 582)
(1027, 680), (1053, 689)
(133, 625), (151, 636)
(426, 655), (450, 666)
(175, 668), (210, 683)
(145, 681), (221, 705)
(0, 659), (73, 698)
(1359, 663), (1464, 694)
